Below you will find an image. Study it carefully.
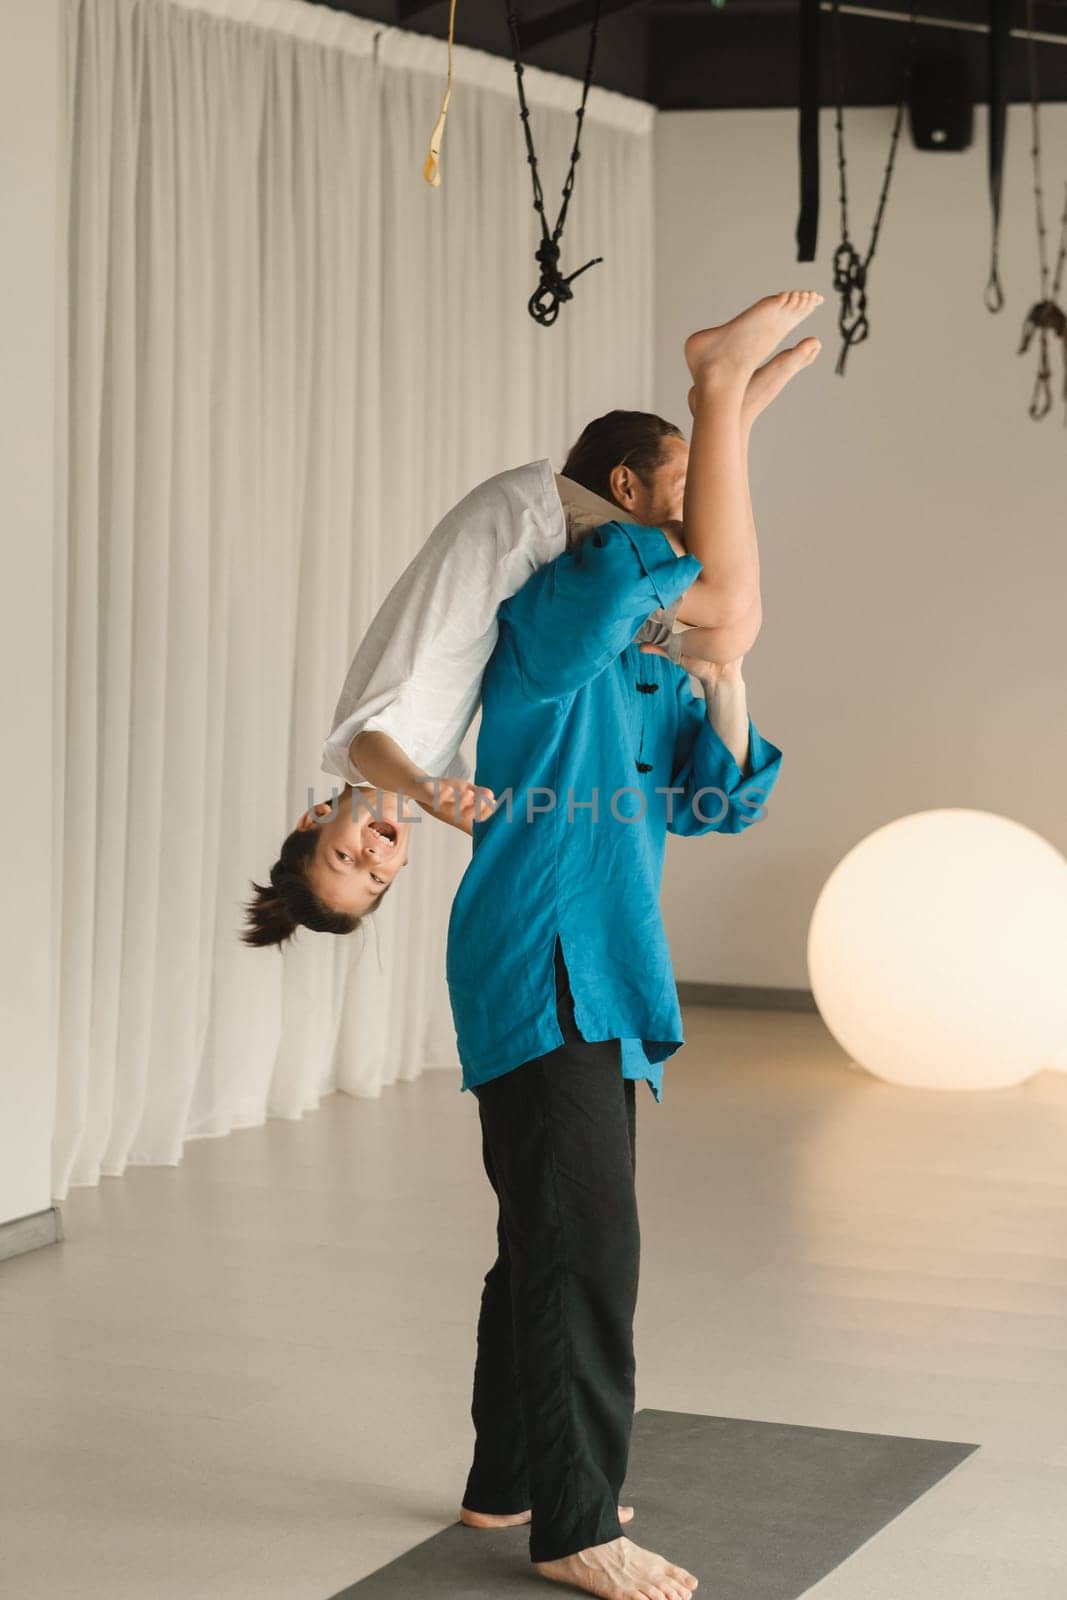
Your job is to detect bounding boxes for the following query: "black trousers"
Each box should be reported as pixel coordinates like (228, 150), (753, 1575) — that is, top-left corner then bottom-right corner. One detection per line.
(461, 937), (639, 1564)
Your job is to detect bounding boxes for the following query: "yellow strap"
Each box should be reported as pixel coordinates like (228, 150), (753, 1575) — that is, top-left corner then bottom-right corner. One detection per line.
(422, 0), (459, 187)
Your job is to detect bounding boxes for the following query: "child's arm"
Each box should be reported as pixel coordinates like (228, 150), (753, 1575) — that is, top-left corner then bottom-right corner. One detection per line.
(350, 729), (496, 839)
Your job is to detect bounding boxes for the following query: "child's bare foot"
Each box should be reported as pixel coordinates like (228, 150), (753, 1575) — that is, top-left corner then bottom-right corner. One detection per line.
(460, 1504), (634, 1530)
(688, 337), (822, 423)
(534, 1534), (697, 1599)
(684, 290), (823, 389)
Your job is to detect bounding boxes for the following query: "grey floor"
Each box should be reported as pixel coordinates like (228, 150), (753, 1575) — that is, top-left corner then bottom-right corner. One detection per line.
(2, 1006), (1066, 1600)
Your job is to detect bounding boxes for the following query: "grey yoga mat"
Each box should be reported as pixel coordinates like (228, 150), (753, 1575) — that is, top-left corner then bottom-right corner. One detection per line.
(326, 1407), (980, 1598)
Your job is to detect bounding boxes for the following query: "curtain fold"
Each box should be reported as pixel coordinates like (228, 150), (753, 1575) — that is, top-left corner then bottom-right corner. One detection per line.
(53, 0), (655, 1197)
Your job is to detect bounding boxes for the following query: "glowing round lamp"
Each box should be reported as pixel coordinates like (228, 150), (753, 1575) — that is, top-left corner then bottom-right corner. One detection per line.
(807, 809), (1067, 1090)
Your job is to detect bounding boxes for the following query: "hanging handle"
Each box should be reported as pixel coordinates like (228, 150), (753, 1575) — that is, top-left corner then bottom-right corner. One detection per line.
(422, 0), (459, 186)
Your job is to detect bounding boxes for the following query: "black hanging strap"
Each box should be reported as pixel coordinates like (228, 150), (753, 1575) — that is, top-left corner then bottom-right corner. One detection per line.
(1017, 0), (1067, 422)
(796, 0), (822, 262)
(829, 0), (919, 375)
(984, 0), (1010, 312)
(505, 0), (605, 327)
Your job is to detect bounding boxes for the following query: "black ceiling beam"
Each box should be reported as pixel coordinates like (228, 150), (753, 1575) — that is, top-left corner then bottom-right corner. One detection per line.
(648, 8), (1067, 107)
(309, 0), (1067, 106)
(518, 0), (646, 49)
(819, 0), (1067, 45)
(396, 0), (643, 39)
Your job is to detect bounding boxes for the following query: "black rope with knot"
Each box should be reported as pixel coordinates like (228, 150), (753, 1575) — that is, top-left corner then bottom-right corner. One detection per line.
(829, 0), (919, 375)
(505, 0), (605, 327)
(831, 241), (868, 372)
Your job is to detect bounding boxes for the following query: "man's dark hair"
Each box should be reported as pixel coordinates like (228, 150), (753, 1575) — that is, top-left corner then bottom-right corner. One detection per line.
(561, 410), (685, 507)
(239, 823), (389, 950)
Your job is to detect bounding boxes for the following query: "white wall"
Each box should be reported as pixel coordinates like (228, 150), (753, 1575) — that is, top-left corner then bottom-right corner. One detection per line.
(0, 0), (61, 1224)
(655, 105), (1067, 991)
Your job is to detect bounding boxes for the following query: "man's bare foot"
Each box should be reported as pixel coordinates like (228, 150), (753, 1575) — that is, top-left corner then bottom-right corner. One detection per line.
(460, 1503), (634, 1530)
(684, 289), (823, 389)
(534, 1534), (697, 1600)
(688, 337), (822, 424)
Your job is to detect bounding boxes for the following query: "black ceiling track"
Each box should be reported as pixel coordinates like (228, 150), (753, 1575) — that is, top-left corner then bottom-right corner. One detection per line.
(306, 0), (1067, 108)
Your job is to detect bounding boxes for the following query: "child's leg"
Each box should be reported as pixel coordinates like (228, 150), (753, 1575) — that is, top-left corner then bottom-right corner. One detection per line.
(675, 292), (823, 658)
(666, 413), (765, 669)
(736, 402), (761, 632)
(671, 340), (821, 669)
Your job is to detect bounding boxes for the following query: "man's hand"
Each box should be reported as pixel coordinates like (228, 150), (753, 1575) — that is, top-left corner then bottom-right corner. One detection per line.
(639, 639), (745, 693)
(411, 777), (497, 838)
(684, 654), (744, 693)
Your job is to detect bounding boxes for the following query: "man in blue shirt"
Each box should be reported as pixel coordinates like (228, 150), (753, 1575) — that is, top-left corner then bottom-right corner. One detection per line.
(453, 290), (818, 1599)
(450, 514), (783, 1584)
(446, 517), (782, 1105)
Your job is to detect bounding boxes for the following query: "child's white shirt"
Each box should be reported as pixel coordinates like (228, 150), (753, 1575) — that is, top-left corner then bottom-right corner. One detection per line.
(320, 458), (687, 788)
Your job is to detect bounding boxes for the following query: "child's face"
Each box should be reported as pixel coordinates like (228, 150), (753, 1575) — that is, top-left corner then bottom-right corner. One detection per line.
(297, 785), (413, 916)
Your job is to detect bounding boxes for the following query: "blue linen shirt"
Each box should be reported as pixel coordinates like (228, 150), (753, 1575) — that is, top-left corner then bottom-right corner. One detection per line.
(444, 520), (783, 1104)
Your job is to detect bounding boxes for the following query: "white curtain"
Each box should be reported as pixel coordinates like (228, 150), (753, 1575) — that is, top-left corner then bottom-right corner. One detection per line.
(52, 0), (655, 1197)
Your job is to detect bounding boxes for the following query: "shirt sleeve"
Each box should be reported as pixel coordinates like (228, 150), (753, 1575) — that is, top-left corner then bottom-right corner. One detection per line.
(500, 520), (704, 703)
(665, 670), (783, 837)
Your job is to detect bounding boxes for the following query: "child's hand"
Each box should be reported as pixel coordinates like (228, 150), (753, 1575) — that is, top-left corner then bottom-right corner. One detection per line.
(412, 777), (497, 838)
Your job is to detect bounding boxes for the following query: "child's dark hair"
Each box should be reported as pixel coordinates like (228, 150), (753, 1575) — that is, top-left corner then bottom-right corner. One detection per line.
(239, 822), (389, 950)
(561, 410), (685, 507)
